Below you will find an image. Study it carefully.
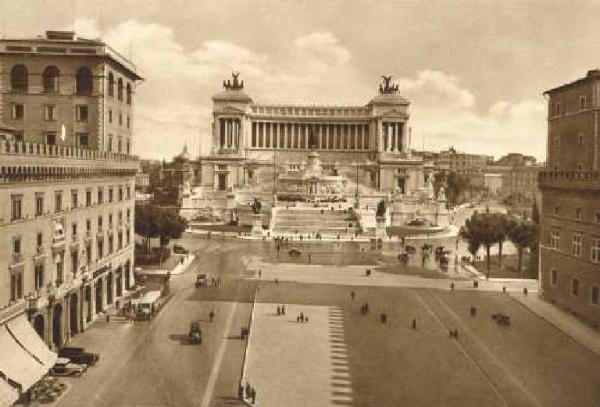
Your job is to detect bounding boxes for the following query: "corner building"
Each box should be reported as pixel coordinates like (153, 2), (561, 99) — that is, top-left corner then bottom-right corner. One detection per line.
(539, 70), (600, 328)
(0, 28), (142, 375)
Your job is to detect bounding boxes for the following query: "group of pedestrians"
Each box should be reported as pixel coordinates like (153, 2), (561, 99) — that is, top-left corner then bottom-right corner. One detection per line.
(296, 312), (309, 323)
(276, 305), (286, 316)
(239, 382), (257, 404)
(210, 277), (221, 287)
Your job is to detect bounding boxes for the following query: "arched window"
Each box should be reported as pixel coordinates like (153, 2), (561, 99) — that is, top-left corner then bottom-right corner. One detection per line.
(572, 278), (580, 296)
(108, 72), (115, 97)
(10, 65), (28, 93)
(126, 83), (132, 105)
(117, 78), (123, 101)
(75, 67), (93, 96)
(43, 66), (60, 93)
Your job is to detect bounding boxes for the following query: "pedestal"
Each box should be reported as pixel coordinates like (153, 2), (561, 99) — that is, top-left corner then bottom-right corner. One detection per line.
(375, 215), (387, 241)
(252, 213), (264, 238)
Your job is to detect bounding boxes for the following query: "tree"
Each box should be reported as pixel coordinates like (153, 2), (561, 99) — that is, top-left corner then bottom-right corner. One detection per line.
(492, 214), (509, 269)
(506, 219), (535, 277)
(445, 171), (470, 207)
(529, 199), (540, 278)
(460, 212), (501, 277)
(135, 204), (187, 256)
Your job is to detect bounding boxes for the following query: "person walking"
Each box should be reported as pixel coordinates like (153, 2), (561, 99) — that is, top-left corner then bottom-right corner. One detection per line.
(277, 305), (281, 316)
(258, 269), (262, 278)
(250, 387), (256, 404)
(209, 309), (215, 323)
(350, 291), (355, 300)
(281, 305), (286, 315)
(238, 384), (244, 401)
(245, 382), (251, 399)
(411, 318), (417, 330)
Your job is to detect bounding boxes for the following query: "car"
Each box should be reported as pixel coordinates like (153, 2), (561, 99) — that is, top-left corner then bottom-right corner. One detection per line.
(189, 321), (202, 344)
(173, 244), (189, 254)
(50, 357), (87, 377)
(195, 274), (208, 288)
(288, 248), (301, 257)
(58, 347), (99, 366)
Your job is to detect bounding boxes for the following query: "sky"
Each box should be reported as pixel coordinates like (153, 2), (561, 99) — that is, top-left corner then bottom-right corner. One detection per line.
(3, 0), (600, 161)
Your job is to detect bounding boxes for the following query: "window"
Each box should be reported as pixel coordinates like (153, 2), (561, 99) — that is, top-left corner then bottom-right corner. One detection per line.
(572, 278), (580, 296)
(45, 132), (57, 146)
(44, 105), (56, 121)
(10, 64), (28, 93)
(592, 239), (600, 263)
(118, 231), (123, 249)
(56, 260), (64, 286)
(86, 219), (91, 232)
(11, 104), (24, 120)
(575, 208), (582, 220)
(34, 264), (44, 291)
(55, 191), (63, 213)
(98, 188), (104, 204)
(36, 232), (43, 248)
(592, 286), (599, 306)
(42, 66), (59, 93)
(127, 208), (131, 222)
(550, 269), (557, 287)
(75, 66), (93, 96)
(98, 215), (103, 231)
(126, 140), (130, 154)
(127, 187), (131, 199)
(108, 72), (115, 97)
(554, 102), (561, 115)
(550, 229), (560, 249)
(76, 105), (88, 121)
(97, 240), (103, 259)
(572, 233), (582, 256)
(109, 188), (114, 202)
(108, 234), (114, 253)
(118, 137), (122, 153)
(13, 237), (21, 255)
(118, 187), (123, 201)
(11, 194), (22, 221)
(577, 163), (583, 173)
(86, 190), (92, 207)
(554, 206), (560, 216)
(595, 212), (600, 224)
(71, 252), (78, 275)
(126, 83), (132, 104)
(109, 110), (113, 123)
(127, 116), (130, 129)
(71, 189), (78, 208)
(35, 193), (44, 216)
(119, 113), (123, 126)
(108, 135), (113, 151)
(117, 78), (124, 101)
(579, 133), (584, 146)
(118, 211), (123, 223)
(10, 272), (23, 301)
(580, 96), (586, 110)
(86, 243), (91, 264)
(109, 213), (113, 227)
(72, 222), (77, 237)
(77, 133), (89, 148)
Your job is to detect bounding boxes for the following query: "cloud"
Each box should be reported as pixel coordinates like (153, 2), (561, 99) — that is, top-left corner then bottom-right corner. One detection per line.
(71, 18), (545, 161)
(403, 71), (546, 159)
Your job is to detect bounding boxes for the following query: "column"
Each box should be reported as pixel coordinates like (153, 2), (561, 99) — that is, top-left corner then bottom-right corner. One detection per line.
(305, 125), (310, 149)
(325, 125), (330, 150)
(283, 123), (288, 149)
(273, 123), (278, 148)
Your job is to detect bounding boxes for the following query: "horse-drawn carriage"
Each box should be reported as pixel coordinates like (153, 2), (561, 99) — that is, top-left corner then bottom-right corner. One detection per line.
(189, 321), (202, 344)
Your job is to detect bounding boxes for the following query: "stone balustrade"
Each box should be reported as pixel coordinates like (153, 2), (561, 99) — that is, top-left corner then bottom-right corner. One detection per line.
(0, 299), (27, 324)
(0, 140), (138, 162)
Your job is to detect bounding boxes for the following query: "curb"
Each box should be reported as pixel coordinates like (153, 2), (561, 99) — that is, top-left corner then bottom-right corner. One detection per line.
(238, 289), (259, 406)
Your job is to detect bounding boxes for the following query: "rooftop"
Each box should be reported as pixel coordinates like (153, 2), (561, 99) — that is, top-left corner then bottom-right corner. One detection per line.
(543, 69), (600, 95)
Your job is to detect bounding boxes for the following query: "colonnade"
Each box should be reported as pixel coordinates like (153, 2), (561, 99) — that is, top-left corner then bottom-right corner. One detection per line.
(381, 122), (405, 152)
(218, 118), (241, 149)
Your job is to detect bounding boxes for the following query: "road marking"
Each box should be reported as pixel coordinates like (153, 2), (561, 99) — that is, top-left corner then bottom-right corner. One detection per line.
(200, 301), (239, 407)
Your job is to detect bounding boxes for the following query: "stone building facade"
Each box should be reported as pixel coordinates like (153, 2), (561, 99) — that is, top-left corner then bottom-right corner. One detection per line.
(539, 69), (600, 328)
(192, 74), (430, 219)
(0, 28), (142, 379)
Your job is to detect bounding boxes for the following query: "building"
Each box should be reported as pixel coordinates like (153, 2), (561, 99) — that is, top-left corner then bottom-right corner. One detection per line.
(436, 147), (494, 175)
(153, 144), (198, 207)
(0, 30), (142, 398)
(539, 69), (600, 328)
(191, 73), (432, 222)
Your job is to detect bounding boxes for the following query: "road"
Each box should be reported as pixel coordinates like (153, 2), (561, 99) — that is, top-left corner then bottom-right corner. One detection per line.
(55, 238), (259, 407)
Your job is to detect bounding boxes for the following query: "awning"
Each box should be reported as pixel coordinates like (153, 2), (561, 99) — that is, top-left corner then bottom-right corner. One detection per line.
(6, 315), (57, 369)
(0, 378), (18, 407)
(0, 324), (46, 390)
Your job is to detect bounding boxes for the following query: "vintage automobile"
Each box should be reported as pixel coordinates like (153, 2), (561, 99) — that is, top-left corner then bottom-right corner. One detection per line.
(50, 357), (87, 377)
(58, 347), (100, 366)
(189, 321), (202, 344)
(491, 313), (511, 326)
(173, 244), (189, 254)
(195, 274), (208, 288)
(288, 248), (301, 257)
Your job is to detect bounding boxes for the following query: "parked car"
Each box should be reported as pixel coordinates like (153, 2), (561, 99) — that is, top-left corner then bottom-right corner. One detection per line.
(58, 347), (100, 366)
(195, 274), (208, 288)
(50, 357), (87, 377)
(288, 248), (301, 257)
(173, 244), (189, 254)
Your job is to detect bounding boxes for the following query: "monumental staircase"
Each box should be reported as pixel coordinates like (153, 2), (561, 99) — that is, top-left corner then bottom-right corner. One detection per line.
(271, 207), (360, 237)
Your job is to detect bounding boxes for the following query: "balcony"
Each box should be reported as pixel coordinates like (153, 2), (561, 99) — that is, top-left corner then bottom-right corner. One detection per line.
(26, 290), (49, 311)
(33, 245), (46, 261)
(70, 238), (79, 252)
(538, 171), (600, 191)
(9, 253), (25, 269)
(51, 235), (66, 255)
(84, 230), (93, 242)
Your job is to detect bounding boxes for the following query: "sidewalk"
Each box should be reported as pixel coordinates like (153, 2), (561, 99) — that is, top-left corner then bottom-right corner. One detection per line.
(139, 254), (196, 276)
(510, 293), (600, 357)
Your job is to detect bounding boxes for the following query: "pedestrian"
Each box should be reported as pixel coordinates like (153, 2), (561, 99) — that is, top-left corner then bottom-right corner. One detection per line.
(281, 305), (285, 315)
(502, 286), (506, 293)
(238, 384), (244, 400)
(106, 313), (110, 323)
(241, 326), (246, 340)
(250, 387), (256, 404)
(470, 306), (476, 317)
(380, 313), (387, 324)
(350, 291), (355, 300)
(300, 312), (305, 322)
(277, 305), (281, 316)
(245, 382), (251, 399)
(523, 287), (528, 295)
(411, 318), (417, 330)
(275, 278), (279, 285)
(450, 282), (455, 291)
(209, 309), (215, 323)
(258, 269), (262, 278)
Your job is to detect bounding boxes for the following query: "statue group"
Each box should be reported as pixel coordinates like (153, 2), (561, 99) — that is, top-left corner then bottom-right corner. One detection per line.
(376, 199), (386, 217)
(379, 75), (400, 95)
(223, 71), (244, 90)
(250, 197), (262, 214)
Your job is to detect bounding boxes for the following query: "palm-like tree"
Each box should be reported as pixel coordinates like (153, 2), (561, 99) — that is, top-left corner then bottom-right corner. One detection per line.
(506, 219), (535, 277)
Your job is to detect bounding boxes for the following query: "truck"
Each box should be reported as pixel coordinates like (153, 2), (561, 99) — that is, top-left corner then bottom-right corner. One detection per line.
(133, 290), (163, 320)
